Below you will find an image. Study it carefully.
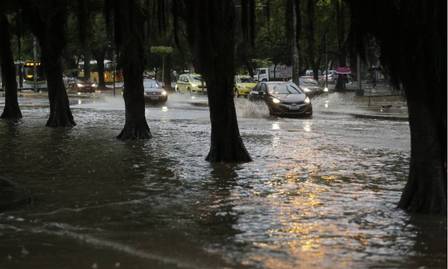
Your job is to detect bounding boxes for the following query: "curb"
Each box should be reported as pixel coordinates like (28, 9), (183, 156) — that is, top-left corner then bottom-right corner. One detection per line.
(320, 110), (408, 121)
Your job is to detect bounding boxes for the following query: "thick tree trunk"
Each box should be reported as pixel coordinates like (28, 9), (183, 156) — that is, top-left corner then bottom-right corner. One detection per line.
(95, 53), (106, 89)
(398, 90), (446, 214)
(335, 0), (347, 91)
(22, 0), (75, 127)
(184, 1), (251, 162)
(41, 44), (75, 127)
(0, 14), (22, 121)
(115, 0), (151, 140)
(206, 77), (251, 162)
(205, 3), (251, 162)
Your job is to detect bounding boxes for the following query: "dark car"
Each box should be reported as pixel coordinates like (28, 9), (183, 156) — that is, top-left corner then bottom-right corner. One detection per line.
(249, 81), (312, 117)
(299, 78), (324, 97)
(144, 79), (167, 104)
(71, 79), (97, 93)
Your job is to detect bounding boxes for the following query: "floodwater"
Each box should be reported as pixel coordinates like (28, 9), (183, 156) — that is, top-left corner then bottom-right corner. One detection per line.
(0, 92), (445, 269)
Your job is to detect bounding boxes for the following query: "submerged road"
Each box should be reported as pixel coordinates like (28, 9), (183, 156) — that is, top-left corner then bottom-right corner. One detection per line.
(0, 92), (445, 268)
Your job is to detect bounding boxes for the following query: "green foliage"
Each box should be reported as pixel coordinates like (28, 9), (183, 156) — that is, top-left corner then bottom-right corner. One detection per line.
(150, 46), (173, 55)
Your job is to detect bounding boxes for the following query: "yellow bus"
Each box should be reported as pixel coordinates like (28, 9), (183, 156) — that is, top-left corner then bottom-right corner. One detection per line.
(78, 60), (123, 83)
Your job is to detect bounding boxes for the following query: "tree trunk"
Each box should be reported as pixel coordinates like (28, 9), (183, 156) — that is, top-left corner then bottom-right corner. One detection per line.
(184, 1), (251, 162)
(83, 50), (91, 80)
(206, 76), (251, 162)
(95, 52), (106, 89)
(306, 0), (318, 81)
(41, 43), (75, 127)
(335, 0), (347, 90)
(245, 60), (254, 78)
(0, 14), (22, 121)
(398, 88), (446, 214)
(22, 0), (75, 127)
(291, 0), (301, 85)
(163, 56), (172, 91)
(115, 0), (151, 140)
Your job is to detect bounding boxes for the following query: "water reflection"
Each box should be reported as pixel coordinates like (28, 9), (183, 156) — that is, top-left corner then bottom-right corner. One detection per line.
(303, 121), (312, 132)
(196, 164), (240, 245)
(0, 94), (445, 269)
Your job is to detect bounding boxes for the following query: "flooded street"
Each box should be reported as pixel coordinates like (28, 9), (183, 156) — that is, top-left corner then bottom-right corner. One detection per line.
(0, 93), (445, 268)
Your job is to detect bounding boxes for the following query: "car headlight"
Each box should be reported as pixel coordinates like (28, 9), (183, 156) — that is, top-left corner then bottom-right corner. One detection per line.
(272, 97), (281, 104)
(304, 96), (311, 104)
(77, 83), (83, 87)
(92, 83), (97, 87)
(161, 90), (167, 96)
(303, 87), (311, 93)
(324, 87), (329, 92)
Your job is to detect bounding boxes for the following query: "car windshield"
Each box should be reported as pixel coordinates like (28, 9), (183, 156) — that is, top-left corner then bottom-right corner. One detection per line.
(190, 75), (203, 82)
(268, 83), (302, 94)
(77, 79), (93, 84)
(144, 80), (160, 88)
(239, 77), (254, 83)
(300, 79), (318, 86)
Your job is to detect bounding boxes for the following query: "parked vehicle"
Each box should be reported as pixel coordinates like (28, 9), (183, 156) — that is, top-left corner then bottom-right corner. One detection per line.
(320, 69), (337, 82)
(234, 75), (256, 97)
(299, 78), (324, 97)
(249, 81), (312, 117)
(17, 60), (48, 91)
(255, 65), (292, 81)
(144, 79), (167, 104)
(175, 73), (207, 94)
(70, 78), (97, 93)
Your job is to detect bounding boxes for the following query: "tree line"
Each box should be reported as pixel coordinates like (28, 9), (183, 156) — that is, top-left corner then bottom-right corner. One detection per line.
(0, 0), (445, 214)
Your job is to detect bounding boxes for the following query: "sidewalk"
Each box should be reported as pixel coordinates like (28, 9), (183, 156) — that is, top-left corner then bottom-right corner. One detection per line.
(317, 91), (408, 121)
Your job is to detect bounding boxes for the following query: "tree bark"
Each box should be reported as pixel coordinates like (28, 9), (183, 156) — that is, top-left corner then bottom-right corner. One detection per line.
(291, 0), (301, 85)
(115, 0), (151, 140)
(163, 55), (172, 91)
(335, 0), (347, 90)
(0, 14), (22, 121)
(347, 0), (446, 215)
(22, 0), (75, 127)
(41, 43), (75, 127)
(306, 0), (318, 81)
(83, 50), (91, 80)
(94, 52), (106, 89)
(398, 87), (446, 214)
(183, 0), (251, 162)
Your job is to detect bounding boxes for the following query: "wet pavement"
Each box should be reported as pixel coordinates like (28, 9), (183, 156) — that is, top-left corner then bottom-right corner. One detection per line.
(0, 92), (445, 269)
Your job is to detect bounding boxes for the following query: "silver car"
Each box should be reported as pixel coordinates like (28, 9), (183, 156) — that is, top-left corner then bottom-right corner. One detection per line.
(143, 79), (167, 104)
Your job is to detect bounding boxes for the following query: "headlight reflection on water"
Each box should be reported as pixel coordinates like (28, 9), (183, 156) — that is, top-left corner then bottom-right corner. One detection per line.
(272, 122), (280, 130)
(303, 121), (312, 132)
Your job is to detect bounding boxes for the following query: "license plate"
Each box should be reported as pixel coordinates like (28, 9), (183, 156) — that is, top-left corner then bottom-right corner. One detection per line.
(290, 105), (299, 110)
(150, 96), (159, 100)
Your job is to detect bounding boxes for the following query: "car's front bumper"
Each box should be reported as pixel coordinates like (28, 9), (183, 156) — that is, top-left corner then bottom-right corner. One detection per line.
(268, 102), (313, 117)
(144, 95), (168, 103)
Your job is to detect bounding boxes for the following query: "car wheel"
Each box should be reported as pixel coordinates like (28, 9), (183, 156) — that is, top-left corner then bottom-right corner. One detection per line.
(187, 87), (191, 94)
